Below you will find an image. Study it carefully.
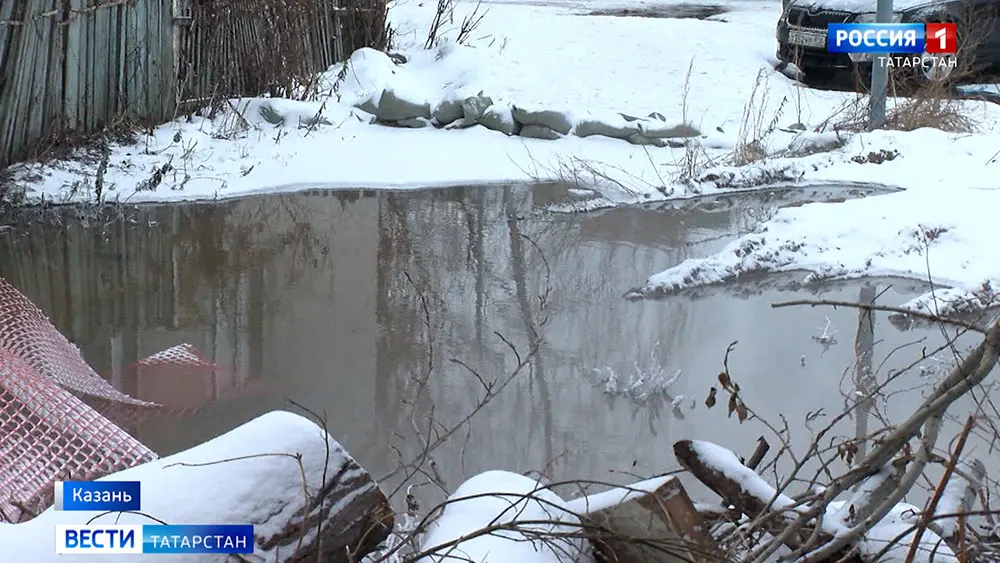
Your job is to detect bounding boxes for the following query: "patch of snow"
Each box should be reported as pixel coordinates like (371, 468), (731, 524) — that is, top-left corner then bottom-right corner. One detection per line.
(823, 501), (956, 562)
(633, 128), (1000, 316)
(859, 523), (957, 563)
(416, 470), (593, 563)
(934, 458), (986, 538)
(812, 317), (838, 346)
(0, 411), (361, 563)
(15, 0), (995, 208)
(589, 347), (681, 405)
(563, 476), (675, 515)
(830, 465), (896, 527)
(689, 441), (796, 512)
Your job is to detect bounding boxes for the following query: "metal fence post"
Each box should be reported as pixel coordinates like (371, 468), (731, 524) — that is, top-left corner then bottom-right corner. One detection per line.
(868, 0), (894, 129)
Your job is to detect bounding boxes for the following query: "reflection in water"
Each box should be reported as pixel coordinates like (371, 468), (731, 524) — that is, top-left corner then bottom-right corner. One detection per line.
(0, 185), (983, 508)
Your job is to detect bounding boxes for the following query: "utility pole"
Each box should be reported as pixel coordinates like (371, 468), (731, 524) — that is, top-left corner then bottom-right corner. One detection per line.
(868, 0), (894, 129)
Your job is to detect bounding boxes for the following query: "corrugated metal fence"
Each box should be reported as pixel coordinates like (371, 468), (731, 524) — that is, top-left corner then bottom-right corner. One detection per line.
(0, 0), (362, 168)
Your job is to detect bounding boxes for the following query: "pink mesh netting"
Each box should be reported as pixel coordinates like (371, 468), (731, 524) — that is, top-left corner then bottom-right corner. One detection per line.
(0, 278), (228, 522)
(0, 279), (156, 407)
(0, 347), (157, 522)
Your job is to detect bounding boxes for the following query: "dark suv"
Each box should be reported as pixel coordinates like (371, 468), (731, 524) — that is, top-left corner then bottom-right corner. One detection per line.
(775, 0), (1000, 89)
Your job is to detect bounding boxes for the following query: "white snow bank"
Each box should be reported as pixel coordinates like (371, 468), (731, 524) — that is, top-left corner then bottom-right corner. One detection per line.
(826, 501), (956, 563)
(563, 475), (675, 514)
(17, 0), (998, 207)
(860, 522), (957, 563)
(417, 470), (593, 563)
(0, 410), (365, 563)
(632, 129), (1000, 316)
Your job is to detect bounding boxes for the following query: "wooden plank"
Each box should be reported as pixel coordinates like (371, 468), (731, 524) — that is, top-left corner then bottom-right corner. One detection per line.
(169, 0), (180, 111)
(63, 0), (82, 131)
(107, 1), (121, 115)
(48, 0), (68, 137)
(1, 1), (29, 161)
(102, 0), (117, 119)
(123, 0), (141, 114)
(92, 0), (109, 126)
(145, 0), (159, 117)
(140, 0), (154, 117)
(158, 0), (173, 119)
(13, 2), (44, 160)
(117, 0), (127, 114)
(82, 0), (94, 130)
(33, 0), (55, 143)
(0, 0), (26, 165)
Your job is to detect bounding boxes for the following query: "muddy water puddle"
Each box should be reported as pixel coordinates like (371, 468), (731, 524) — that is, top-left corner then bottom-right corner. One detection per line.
(0, 183), (980, 505)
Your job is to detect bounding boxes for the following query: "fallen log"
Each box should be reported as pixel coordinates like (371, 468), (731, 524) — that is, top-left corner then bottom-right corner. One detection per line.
(567, 475), (718, 563)
(674, 440), (797, 527)
(674, 439), (865, 563)
(0, 411), (393, 563)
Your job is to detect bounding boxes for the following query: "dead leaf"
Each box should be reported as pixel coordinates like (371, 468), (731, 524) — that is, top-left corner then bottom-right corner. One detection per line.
(718, 371), (731, 390)
(705, 387), (717, 408)
(736, 403), (748, 423)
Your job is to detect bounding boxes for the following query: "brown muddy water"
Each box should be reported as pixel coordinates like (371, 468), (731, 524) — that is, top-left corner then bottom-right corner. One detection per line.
(0, 183), (989, 506)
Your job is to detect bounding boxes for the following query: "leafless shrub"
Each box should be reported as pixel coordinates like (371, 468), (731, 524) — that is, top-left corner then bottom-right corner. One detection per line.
(885, 82), (978, 134)
(676, 58), (715, 185)
(681, 289), (1000, 563)
(729, 68), (788, 166)
(425, 0), (488, 49)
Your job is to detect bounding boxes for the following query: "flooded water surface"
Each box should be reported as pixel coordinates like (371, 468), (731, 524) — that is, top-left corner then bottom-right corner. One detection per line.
(0, 184), (984, 505)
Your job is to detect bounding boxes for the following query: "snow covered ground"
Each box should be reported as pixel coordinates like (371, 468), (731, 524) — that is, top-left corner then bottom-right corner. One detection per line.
(4, 0), (1000, 313)
(0, 411), (367, 562)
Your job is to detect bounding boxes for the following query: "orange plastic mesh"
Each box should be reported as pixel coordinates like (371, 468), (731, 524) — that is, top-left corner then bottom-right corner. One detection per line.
(114, 344), (222, 415)
(0, 278), (229, 522)
(0, 347), (157, 522)
(0, 279), (156, 407)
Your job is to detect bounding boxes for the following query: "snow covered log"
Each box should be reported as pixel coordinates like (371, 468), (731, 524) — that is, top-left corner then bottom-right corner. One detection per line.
(674, 440), (866, 563)
(0, 411), (393, 563)
(416, 470), (594, 563)
(674, 440), (797, 523)
(566, 475), (717, 563)
(933, 457), (986, 540)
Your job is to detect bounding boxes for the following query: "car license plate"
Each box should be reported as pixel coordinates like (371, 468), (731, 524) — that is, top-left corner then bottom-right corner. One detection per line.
(788, 29), (827, 48)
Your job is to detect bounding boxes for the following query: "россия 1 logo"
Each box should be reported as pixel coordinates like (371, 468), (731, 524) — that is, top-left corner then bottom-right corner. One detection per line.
(826, 22), (957, 74)
(826, 23), (957, 54)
